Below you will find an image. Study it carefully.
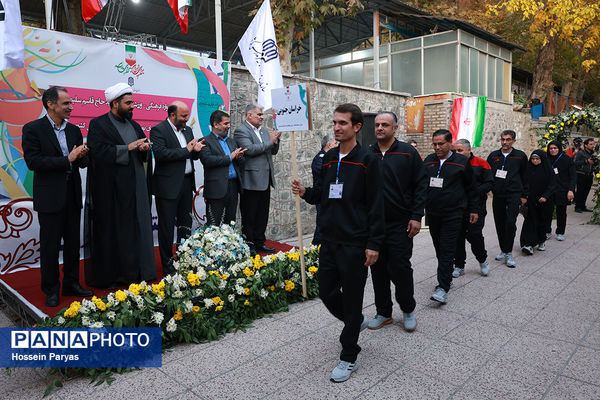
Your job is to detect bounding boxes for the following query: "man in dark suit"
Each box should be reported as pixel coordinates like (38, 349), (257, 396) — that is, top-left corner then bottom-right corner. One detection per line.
(199, 110), (245, 226)
(22, 86), (93, 307)
(234, 104), (281, 254)
(151, 101), (205, 275)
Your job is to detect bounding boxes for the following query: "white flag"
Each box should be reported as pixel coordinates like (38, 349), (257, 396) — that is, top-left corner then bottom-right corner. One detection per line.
(0, 0), (25, 70)
(238, 0), (283, 110)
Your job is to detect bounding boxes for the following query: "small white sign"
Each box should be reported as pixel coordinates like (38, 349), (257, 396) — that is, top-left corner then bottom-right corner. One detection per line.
(271, 84), (312, 132)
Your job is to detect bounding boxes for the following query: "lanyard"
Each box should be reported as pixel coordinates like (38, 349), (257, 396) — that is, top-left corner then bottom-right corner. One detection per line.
(437, 152), (452, 178)
(552, 153), (563, 168)
(336, 154), (342, 184)
(501, 150), (512, 170)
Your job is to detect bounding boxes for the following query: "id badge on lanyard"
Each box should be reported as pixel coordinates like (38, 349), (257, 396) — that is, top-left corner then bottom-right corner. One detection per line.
(329, 155), (344, 199)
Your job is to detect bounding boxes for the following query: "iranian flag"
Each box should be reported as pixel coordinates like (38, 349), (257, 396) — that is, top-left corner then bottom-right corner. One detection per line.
(450, 96), (487, 147)
(82, 0), (109, 22)
(168, 0), (192, 34)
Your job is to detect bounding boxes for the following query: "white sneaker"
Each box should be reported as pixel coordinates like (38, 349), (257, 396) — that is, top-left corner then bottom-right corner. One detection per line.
(330, 360), (358, 383)
(522, 246), (534, 255)
(430, 287), (448, 304)
(452, 267), (465, 278)
(480, 261), (490, 276)
(556, 234), (565, 241)
(495, 252), (506, 261)
(545, 232), (553, 240)
(402, 312), (417, 332)
(506, 253), (516, 268)
(367, 314), (393, 330)
(537, 242), (546, 251)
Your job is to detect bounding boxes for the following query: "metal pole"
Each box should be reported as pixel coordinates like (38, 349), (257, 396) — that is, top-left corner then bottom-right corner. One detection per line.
(309, 23), (315, 78)
(44, 0), (54, 30)
(215, 0), (223, 62)
(373, 10), (380, 89)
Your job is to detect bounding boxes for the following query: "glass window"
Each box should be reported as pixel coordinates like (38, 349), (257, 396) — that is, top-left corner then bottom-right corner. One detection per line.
(391, 49), (421, 95)
(479, 52), (486, 96)
(380, 45), (388, 56)
(496, 58), (503, 101)
(320, 53), (351, 66)
(424, 44), (457, 93)
(500, 47), (511, 60)
(423, 30), (458, 46)
(470, 48), (479, 95)
(475, 37), (487, 51)
(503, 61), (511, 101)
(321, 66), (341, 82)
(460, 31), (475, 46)
(488, 56), (495, 99)
(460, 45), (469, 92)
(353, 48), (373, 60)
(341, 62), (364, 86)
(489, 43), (500, 56)
(379, 58), (389, 90)
(391, 38), (421, 52)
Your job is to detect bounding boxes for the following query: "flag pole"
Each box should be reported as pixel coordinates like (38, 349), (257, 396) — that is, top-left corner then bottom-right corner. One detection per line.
(290, 131), (307, 298)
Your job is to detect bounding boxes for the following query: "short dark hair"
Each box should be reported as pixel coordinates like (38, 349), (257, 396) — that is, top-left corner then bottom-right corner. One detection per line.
(409, 139), (418, 145)
(584, 138), (594, 146)
(432, 129), (452, 143)
(334, 103), (363, 126)
(210, 110), (230, 127)
(42, 86), (67, 110)
(501, 129), (516, 139)
(376, 111), (398, 124)
(167, 104), (178, 117)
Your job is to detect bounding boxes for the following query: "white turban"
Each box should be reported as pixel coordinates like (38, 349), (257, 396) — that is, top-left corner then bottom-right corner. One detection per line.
(104, 82), (132, 104)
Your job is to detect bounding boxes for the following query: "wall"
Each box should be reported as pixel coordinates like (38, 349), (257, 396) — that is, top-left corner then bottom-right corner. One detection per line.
(229, 66), (408, 241)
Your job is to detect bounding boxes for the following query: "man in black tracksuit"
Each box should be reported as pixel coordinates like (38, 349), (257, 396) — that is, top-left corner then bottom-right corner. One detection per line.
(487, 130), (528, 268)
(453, 139), (493, 277)
(292, 103), (384, 383)
(425, 129), (478, 304)
(367, 112), (427, 332)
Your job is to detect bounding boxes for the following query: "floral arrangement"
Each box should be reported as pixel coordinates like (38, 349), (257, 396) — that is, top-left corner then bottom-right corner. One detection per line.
(36, 224), (321, 391)
(537, 105), (600, 224)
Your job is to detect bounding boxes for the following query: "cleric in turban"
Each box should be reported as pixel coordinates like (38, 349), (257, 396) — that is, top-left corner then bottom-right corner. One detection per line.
(83, 82), (157, 288)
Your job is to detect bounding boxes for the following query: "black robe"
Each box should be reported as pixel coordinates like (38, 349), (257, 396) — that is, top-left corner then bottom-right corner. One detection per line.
(546, 140), (576, 206)
(84, 112), (156, 287)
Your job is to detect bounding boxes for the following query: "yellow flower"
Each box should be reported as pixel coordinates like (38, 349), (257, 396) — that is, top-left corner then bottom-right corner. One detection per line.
(544, 146), (547, 152)
(584, 114), (588, 118)
(208, 270), (218, 276)
(287, 252), (300, 261)
(544, 133), (550, 138)
(212, 296), (222, 304)
(560, 122), (564, 126)
(128, 283), (141, 296)
(243, 267), (254, 277)
(574, 119), (578, 124)
(215, 305), (223, 311)
(192, 306), (200, 313)
(244, 300), (250, 306)
(268, 285), (275, 291)
(187, 272), (201, 286)
(244, 287), (250, 295)
(596, 173), (600, 179)
(221, 274), (229, 280)
(115, 290), (127, 302)
(308, 266), (318, 274)
(550, 125), (555, 128)
(63, 301), (82, 318)
(253, 255), (266, 270)
(92, 297), (107, 311)
(219, 300), (224, 306)
(173, 309), (183, 320)
(284, 280), (295, 292)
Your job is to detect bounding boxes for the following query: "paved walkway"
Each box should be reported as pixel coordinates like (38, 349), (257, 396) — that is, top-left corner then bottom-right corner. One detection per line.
(2, 203), (600, 399)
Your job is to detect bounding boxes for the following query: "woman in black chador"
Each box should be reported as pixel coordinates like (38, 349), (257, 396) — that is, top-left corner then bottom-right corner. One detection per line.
(520, 149), (556, 255)
(545, 140), (576, 241)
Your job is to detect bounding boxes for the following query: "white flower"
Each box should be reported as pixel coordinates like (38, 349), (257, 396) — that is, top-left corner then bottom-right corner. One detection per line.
(259, 289), (268, 299)
(195, 288), (203, 297)
(166, 318), (177, 332)
(151, 312), (164, 325)
(173, 290), (184, 298)
(203, 298), (214, 308)
(155, 295), (163, 303)
(236, 278), (246, 285)
(57, 316), (65, 325)
(218, 280), (227, 290)
(106, 293), (116, 306)
(81, 316), (91, 326)
(79, 305), (90, 315)
(277, 281), (285, 289)
(228, 294), (235, 303)
(183, 300), (194, 313)
(90, 322), (104, 328)
(82, 298), (97, 311)
(106, 311), (116, 321)
(254, 271), (261, 280)
(235, 285), (245, 295)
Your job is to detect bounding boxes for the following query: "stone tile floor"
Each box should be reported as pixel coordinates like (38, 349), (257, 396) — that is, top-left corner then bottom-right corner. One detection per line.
(1, 204), (600, 399)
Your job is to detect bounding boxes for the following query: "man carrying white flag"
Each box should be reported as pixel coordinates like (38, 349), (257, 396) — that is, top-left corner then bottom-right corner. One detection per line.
(0, 0), (25, 70)
(238, 0), (283, 110)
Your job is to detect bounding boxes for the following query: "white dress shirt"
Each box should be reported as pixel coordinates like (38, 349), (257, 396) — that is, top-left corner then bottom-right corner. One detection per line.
(246, 121), (263, 143)
(168, 119), (193, 174)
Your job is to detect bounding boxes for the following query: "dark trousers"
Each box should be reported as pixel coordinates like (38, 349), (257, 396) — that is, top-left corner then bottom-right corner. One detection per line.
(38, 178), (80, 295)
(575, 174), (593, 210)
(370, 221), (416, 317)
(156, 175), (193, 272)
(206, 179), (239, 226)
(319, 242), (368, 363)
(240, 187), (270, 247)
(545, 204), (567, 235)
(455, 209), (487, 268)
(492, 195), (521, 254)
(428, 213), (463, 292)
(312, 204), (323, 246)
(520, 201), (552, 247)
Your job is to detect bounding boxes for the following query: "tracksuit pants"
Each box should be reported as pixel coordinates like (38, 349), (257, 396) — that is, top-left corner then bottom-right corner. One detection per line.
(428, 213), (463, 292)
(455, 209), (487, 268)
(492, 195), (521, 254)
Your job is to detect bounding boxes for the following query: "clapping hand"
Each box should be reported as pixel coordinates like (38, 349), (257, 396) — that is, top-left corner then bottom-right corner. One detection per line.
(193, 139), (206, 152)
(270, 131), (282, 144)
(67, 144), (88, 162)
(230, 147), (247, 159)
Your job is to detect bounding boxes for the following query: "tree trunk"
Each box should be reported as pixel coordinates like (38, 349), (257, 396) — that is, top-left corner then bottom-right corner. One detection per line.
(278, 23), (294, 74)
(561, 70), (573, 97)
(529, 37), (557, 102)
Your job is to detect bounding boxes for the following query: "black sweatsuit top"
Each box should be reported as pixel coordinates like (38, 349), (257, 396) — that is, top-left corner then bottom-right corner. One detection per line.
(423, 151), (477, 216)
(302, 143), (385, 251)
(371, 140), (427, 222)
(487, 148), (529, 198)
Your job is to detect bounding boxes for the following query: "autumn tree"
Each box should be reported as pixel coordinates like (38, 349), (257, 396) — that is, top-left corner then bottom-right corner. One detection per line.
(488, 0), (600, 101)
(251, 0), (364, 73)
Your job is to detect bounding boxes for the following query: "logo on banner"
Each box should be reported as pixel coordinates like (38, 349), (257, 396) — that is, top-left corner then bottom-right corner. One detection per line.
(125, 45), (136, 66)
(1, 328), (162, 367)
(115, 45), (144, 78)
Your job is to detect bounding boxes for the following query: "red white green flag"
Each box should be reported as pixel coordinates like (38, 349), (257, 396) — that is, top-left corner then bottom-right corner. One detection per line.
(450, 96), (487, 147)
(81, 0), (109, 22)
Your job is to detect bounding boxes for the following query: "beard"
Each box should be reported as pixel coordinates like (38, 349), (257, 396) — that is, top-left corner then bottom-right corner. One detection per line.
(117, 105), (133, 120)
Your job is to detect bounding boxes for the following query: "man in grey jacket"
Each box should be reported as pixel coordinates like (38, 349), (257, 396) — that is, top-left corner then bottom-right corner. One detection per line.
(234, 104), (281, 254)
